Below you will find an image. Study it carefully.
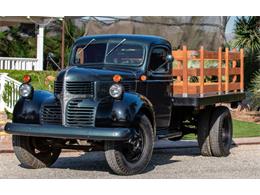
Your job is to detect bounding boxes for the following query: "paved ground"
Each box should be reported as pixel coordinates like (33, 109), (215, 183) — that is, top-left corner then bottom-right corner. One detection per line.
(0, 141), (259, 179)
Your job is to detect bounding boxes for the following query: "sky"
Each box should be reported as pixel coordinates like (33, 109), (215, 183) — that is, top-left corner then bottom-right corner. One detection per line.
(226, 16), (236, 33)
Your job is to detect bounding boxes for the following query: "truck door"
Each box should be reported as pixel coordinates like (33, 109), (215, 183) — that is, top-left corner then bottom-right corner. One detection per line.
(146, 46), (173, 128)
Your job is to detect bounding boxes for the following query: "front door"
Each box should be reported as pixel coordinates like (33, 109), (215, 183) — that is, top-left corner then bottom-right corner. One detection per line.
(146, 46), (173, 128)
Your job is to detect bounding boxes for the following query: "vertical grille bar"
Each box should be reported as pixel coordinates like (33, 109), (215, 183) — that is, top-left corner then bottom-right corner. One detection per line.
(66, 99), (95, 127)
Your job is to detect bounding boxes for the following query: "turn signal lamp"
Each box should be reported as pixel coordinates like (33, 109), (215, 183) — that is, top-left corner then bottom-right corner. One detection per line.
(23, 75), (31, 83)
(113, 74), (122, 83)
(140, 75), (147, 81)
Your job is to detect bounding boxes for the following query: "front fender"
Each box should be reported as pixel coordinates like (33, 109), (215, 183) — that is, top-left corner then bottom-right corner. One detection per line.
(13, 90), (53, 124)
(95, 92), (155, 129)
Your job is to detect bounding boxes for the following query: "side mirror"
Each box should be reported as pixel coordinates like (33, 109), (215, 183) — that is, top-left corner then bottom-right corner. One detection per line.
(47, 52), (61, 70)
(166, 54), (173, 63)
(47, 52), (55, 60)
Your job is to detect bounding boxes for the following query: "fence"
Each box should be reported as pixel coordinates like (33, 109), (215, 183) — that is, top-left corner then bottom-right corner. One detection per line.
(172, 46), (244, 97)
(0, 73), (21, 113)
(0, 57), (38, 71)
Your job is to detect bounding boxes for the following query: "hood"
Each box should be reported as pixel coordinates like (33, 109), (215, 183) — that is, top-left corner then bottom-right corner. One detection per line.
(56, 66), (137, 82)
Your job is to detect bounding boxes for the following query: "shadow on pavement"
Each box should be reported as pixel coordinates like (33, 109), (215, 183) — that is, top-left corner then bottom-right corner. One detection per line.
(51, 146), (201, 174)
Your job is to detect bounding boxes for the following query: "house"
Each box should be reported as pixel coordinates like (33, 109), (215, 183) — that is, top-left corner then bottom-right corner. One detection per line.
(0, 16), (61, 71)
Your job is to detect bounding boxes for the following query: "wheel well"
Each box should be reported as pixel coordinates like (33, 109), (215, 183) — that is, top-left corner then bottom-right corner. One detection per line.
(138, 106), (156, 134)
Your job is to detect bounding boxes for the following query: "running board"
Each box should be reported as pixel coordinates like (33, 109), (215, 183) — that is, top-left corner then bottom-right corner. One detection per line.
(157, 131), (183, 139)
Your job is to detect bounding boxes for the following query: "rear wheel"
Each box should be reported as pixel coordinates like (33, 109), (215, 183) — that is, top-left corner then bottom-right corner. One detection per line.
(13, 135), (61, 169)
(209, 106), (233, 157)
(105, 114), (154, 175)
(197, 107), (212, 156)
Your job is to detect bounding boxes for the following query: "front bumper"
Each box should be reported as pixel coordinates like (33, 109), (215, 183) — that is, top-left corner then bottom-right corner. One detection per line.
(4, 123), (132, 141)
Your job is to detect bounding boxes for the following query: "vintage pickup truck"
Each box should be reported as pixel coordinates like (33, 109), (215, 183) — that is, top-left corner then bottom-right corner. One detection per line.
(5, 34), (245, 175)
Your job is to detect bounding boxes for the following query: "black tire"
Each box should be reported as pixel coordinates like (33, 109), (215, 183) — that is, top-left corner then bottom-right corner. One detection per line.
(209, 106), (233, 157)
(13, 135), (61, 169)
(105, 114), (154, 175)
(197, 107), (212, 156)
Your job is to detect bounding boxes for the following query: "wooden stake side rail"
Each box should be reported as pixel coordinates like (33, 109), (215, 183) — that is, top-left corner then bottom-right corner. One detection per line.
(172, 46), (244, 96)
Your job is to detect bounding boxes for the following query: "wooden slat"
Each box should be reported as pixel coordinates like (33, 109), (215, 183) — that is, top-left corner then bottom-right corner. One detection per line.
(232, 48), (237, 83)
(177, 61), (181, 81)
(218, 47), (222, 94)
(172, 67), (241, 77)
(229, 52), (240, 61)
(173, 50), (241, 61)
(173, 85), (199, 95)
(172, 50), (183, 61)
(204, 83), (219, 93)
(182, 46), (188, 96)
(200, 46), (204, 95)
(240, 49), (244, 92)
(173, 83), (228, 95)
(229, 82), (240, 91)
(204, 51), (218, 60)
(225, 48), (229, 93)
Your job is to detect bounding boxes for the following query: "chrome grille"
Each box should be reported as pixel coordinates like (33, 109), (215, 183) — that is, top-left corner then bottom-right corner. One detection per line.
(66, 81), (94, 95)
(66, 99), (95, 127)
(54, 81), (63, 94)
(41, 103), (62, 125)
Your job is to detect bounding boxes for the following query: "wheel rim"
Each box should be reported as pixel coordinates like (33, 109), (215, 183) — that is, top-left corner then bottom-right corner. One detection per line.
(221, 117), (231, 148)
(121, 127), (144, 163)
(30, 137), (58, 159)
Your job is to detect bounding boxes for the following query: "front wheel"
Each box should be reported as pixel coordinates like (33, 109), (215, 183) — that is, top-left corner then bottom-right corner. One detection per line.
(105, 114), (154, 175)
(13, 135), (61, 169)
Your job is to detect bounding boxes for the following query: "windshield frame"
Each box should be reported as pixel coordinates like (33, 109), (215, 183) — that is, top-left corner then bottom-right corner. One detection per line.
(70, 39), (146, 67)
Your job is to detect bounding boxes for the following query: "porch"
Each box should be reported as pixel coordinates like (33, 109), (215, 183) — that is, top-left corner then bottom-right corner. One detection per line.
(0, 16), (57, 71)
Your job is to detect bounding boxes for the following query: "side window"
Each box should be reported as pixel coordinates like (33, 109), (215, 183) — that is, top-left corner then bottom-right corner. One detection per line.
(149, 47), (169, 73)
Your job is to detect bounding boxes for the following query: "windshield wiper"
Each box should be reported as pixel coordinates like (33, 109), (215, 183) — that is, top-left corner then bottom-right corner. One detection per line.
(77, 38), (96, 55)
(153, 61), (168, 72)
(105, 38), (126, 57)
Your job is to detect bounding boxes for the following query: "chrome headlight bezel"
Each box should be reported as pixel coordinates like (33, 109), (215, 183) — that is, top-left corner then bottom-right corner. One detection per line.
(19, 84), (33, 98)
(109, 84), (124, 99)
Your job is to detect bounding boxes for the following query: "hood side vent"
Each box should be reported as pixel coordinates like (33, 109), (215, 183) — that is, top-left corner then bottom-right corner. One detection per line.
(54, 81), (63, 94)
(66, 81), (94, 96)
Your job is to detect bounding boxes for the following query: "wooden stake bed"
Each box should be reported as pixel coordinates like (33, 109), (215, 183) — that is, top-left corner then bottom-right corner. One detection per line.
(171, 46), (245, 106)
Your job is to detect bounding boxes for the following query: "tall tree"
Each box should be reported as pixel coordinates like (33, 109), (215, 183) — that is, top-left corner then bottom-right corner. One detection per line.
(44, 18), (85, 69)
(233, 16), (260, 87)
(233, 16), (260, 52)
(0, 25), (36, 58)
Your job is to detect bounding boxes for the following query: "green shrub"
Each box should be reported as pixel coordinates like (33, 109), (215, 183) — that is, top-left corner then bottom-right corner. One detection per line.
(0, 70), (57, 91)
(250, 70), (260, 110)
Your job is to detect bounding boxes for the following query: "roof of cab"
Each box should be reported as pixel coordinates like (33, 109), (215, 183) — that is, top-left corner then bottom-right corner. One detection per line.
(74, 34), (171, 47)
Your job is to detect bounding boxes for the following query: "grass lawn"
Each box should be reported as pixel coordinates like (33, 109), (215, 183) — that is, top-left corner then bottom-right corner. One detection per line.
(232, 119), (260, 138)
(183, 119), (260, 140)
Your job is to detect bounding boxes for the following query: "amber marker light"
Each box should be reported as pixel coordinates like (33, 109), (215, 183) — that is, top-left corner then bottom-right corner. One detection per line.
(140, 75), (147, 81)
(23, 75), (31, 83)
(113, 74), (122, 83)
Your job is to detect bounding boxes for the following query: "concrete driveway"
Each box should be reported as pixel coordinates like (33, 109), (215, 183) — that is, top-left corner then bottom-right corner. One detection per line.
(0, 140), (259, 179)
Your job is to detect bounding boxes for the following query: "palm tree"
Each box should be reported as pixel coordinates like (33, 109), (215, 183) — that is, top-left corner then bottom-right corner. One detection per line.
(233, 16), (260, 52)
(233, 16), (260, 87)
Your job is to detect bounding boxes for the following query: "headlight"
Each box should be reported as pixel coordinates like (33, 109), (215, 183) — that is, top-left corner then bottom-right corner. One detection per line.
(19, 84), (33, 98)
(109, 84), (124, 98)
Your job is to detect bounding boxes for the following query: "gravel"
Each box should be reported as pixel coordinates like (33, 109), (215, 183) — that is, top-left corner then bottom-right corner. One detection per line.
(0, 144), (259, 179)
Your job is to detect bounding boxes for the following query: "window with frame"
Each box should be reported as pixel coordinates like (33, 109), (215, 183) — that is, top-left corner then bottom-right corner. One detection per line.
(149, 47), (169, 73)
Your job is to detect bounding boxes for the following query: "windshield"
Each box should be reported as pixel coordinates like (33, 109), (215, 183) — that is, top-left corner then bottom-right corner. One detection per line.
(73, 40), (145, 66)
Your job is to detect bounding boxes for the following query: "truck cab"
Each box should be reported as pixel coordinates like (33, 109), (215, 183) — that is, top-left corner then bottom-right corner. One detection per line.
(5, 34), (245, 175)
